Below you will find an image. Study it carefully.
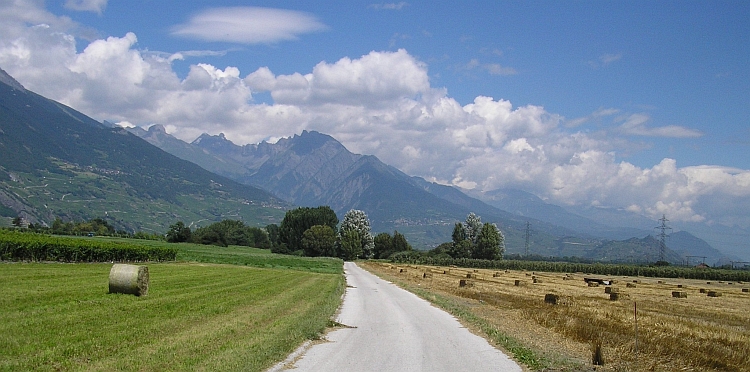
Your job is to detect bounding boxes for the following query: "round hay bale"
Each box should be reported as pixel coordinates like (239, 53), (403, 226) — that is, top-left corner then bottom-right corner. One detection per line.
(423, 272), (433, 279)
(492, 272), (501, 277)
(742, 288), (748, 293)
(604, 287), (619, 294)
(459, 279), (473, 287)
(544, 293), (559, 305)
(609, 293), (620, 301)
(466, 273), (473, 278)
(588, 282), (600, 287)
(699, 288), (707, 293)
(514, 279), (522, 286)
(109, 264), (149, 296)
(400, 268), (407, 273)
(707, 291), (722, 297)
(626, 283), (637, 288)
(677, 284), (683, 288)
(672, 291), (687, 298)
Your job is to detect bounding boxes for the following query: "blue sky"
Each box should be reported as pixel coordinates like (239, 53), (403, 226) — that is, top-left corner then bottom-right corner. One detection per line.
(1, 1), (750, 256)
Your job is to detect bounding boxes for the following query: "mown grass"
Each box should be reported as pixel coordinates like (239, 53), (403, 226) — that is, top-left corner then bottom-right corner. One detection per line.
(93, 237), (343, 274)
(0, 262), (345, 371)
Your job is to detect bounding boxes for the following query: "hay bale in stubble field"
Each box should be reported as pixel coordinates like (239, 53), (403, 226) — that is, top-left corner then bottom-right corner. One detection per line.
(672, 291), (687, 298)
(707, 291), (722, 297)
(699, 288), (707, 293)
(514, 279), (522, 286)
(109, 264), (149, 296)
(544, 293), (559, 305)
(609, 293), (620, 301)
(742, 288), (748, 293)
(626, 283), (637, 288)
(604, 287), (618, 294)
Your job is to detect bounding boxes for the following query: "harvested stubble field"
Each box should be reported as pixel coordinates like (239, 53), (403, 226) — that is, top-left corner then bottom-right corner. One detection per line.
(0, 261), (344, 371)
(361, 261), (750, 372)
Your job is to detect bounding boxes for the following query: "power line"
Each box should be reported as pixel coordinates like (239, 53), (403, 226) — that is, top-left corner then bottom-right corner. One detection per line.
(654, 215), (672, 262)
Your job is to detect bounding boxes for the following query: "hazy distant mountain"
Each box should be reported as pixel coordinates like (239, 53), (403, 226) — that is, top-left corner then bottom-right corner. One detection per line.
(668, 230), (730, 266)
(0, 69), (286, 233)
(467, 188), (653, 240)
(667, 221), (749, 263)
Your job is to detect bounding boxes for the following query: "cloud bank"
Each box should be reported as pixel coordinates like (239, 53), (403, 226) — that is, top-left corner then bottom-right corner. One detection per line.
(1, 2), (748, 230)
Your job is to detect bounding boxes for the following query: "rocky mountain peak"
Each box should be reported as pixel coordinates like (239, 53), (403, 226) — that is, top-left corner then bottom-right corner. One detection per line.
(0, 68), (25, 92)
(148, 124), (167, 133)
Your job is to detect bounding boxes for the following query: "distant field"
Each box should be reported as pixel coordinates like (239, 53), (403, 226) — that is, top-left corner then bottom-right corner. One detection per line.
(1, 247), (344, 371)
(363, 261), (750, 372)
(93, 237), (343, 274)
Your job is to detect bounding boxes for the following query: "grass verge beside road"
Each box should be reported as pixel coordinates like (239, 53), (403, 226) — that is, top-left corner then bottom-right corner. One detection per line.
(0, 261), (344, 371)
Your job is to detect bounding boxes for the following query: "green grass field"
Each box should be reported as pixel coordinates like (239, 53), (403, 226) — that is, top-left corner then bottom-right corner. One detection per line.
(0, 243), (345, 371)
(89, 237), (343, 274)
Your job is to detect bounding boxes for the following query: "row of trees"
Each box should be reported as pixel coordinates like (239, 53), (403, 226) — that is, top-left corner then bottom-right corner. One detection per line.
(447, 213), (505, 260)
(166, 206), (413, 261)
(166, 220), (271, 248)
(271, 207), (411, 260)
(166, 210), (503, 262)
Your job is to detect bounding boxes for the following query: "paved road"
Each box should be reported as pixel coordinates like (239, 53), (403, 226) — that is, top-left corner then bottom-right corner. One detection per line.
(279, 262), (522, 372)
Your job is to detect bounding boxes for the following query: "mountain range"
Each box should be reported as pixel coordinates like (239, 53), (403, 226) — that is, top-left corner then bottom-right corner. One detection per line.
(128, 118), (732, 264)
(0, 69), (286, 234)
(0, 68), (734, 264)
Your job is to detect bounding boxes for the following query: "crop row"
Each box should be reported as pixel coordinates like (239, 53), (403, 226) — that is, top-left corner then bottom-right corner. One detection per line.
(0, 230), (176, 262)
(391, 256), (750, 282)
